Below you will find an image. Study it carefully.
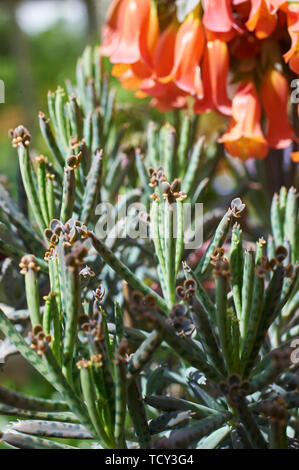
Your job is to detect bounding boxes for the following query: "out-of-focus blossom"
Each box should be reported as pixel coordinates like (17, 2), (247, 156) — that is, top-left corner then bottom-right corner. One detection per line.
(203, 0), (242, 41)
(101, 0), (150, 64)
(194, 40), (231, 116)
(291, 151), (299, 163)
(246, 0), (278, 39)
(284, 3), (299, 74)
(261, 69), (296, 149)
(165, 8), (205, 95)
(220, 82), (268, 161)
(101, 0), (298, 162)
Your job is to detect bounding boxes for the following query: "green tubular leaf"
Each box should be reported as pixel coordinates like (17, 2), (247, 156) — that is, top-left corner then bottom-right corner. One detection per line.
(60, 166), (76, 223)
(164, 200), (176, 306)
(86, 78), (97, 114)
(183, 265), (216, 323)
(92, 109), (102, 154)
(10, 420), (93, 439)
(127, 331), (162, 379)
(43, 345), (95, 436)
(144, 395), (223, 418)
(42, 293), (52, 335)
(83, 112), (92, 150)
(175, 200), (184, 278)
(240, 271), (264, 372)
(167, 413), (230, 449)
(100, 74), (109, 112)
(240, 250), (254, 341)
(0, 183), (43, 254)
(76, 58), (86, 109)
(0, 403), (78, 423)
(39, 112), (65, 176)
(181, 137), (204, 196)
(82, 46), (93, 81)
(17, 144), (46, 233)
(215, 275), (233, 373)
(79, 366), (108, 445)
(147, 121), (159, 168)
(235, 398), (267, 449)
(269, 422), (287, 450)
(249, 358), (286, 394)
(114, 356), (127, 448)
(148, 308), (221, 381)
(284, 186), (297, 264)
(62, 264), (81, 384)
(150, 200), (166, 285)
(47, 91), (59, 135)
(127, 379), (151, 449)
(1, 429), (77, 449)
(46, 173), (55, 221)
(189, 296), (226, 378)
(55, 87), (69, 156)
(192, 177), (209, 204)
(255, 237), (266, 264)
(89, 231), (169, 314)
(68, 94), (83, 140)
(0, 385), (68, 412)
(243, 264), (285, 377)
(163, 124), (176, 182)
(271, 193), (284, 246)
(135, 148), (152, 203)
(114, 302), (124, 345)
(80, 149), (103, 225)
(178, 113), (190, 175)
(149, 410), (192, 435)
(24, 268), (41, 327)
(197, 425), (230, 449)
(93, 46), (102, 98)
(103, 89), (115, 139)
(36, 156), (50, 226)
(229, 223), (243, 321)
(267, 234), (275, 261)
(195, 208), (232, 276)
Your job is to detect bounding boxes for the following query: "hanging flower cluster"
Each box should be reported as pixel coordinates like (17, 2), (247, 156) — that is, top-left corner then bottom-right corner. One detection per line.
(100, 0), (299, 161)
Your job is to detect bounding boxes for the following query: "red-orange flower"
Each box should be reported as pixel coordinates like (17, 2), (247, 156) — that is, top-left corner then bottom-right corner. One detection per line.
(220, 82), (268, 160)
(100, 0), (150, 64)
(203, 0), (241, 41)
(164, 9), (205, 95)
(284, 3), (299, 74)
(291, 151), (299, 163)
(194, 40), (232, 116)
(261, 69), (296, 149)
(246, 0), (277, 39)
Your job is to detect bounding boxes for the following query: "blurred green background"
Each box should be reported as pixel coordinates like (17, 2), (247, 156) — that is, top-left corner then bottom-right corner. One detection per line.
(0, 0), (111, 183)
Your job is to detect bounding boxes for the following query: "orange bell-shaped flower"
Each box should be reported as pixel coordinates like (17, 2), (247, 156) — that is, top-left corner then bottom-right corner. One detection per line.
(246, 0), (277, 39)
(194, 40), (232, 116)
(203, 0), (241, 40)
(284, 3), (299, 74)
(166, 9), (205, 95)
(220, 82), (268, 161)
(261, 68), (296, 149)
(100, 0), (150, 64)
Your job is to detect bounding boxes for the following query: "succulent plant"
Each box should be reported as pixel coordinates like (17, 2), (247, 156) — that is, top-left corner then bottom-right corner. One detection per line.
(0, 46), (298, 450)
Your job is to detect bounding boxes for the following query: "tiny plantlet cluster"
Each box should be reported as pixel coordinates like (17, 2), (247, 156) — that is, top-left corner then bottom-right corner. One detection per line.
(0, 46), (298, 450)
